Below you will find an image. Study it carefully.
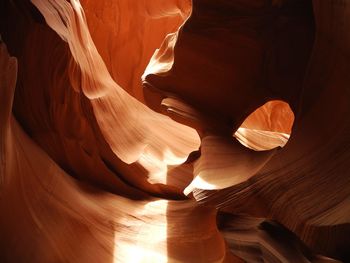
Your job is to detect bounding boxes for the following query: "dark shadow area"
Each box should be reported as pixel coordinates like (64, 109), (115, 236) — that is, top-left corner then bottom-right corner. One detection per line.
(164, 0), (317, 261)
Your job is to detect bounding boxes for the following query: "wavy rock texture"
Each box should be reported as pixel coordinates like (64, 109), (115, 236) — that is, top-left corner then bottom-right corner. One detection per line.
(0, 0), (349, 262)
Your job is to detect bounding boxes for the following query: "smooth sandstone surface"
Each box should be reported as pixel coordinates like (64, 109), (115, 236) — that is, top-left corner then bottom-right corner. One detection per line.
(0, 0), (349, 262)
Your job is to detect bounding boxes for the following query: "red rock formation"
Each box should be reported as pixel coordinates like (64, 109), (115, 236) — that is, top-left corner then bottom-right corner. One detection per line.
(0, 0), (349, 262)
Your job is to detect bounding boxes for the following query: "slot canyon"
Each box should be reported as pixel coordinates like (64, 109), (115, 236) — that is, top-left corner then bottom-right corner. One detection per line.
(0, 0), (349, 262)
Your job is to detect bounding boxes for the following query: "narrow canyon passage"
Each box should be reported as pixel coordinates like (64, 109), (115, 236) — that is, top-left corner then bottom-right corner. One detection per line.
(0, 0), (349, 262)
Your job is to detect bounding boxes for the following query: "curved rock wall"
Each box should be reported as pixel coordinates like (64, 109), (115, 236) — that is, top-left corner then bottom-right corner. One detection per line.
(0, 0), (349, 262)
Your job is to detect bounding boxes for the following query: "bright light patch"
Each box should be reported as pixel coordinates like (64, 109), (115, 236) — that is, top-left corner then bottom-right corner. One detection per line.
(113, 200), (168, 262)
